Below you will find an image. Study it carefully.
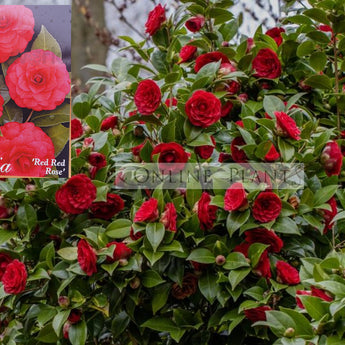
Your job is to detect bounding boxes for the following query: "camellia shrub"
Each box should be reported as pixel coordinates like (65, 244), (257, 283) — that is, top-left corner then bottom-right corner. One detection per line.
(1, 0), (345, 344)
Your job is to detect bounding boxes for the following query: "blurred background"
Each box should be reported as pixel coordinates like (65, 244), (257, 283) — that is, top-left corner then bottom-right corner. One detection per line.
(0, 0), (307, 93)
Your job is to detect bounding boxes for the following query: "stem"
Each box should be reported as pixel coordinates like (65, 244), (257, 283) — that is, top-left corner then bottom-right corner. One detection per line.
(333, 34), (341, 133)
(25, 110), (34, 123)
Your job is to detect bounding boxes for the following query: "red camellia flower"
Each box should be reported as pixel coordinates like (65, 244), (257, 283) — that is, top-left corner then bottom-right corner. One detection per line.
(0, 252), (13, 281)
(88, 152), (107, 169)
(106, 241), (132, 262)
(6, 49), (70, 111)
(321, 141), (343, 176)
(165, 97), (177, 107)
(0, 122), (55, 177)
(275, 111), (301, 140)
(296, 290), (312, 308)
(231, 137), (248, 163)
(246, 38), (254, 53)
(318, 24), (333, 33)
(244, 228), (283, 253)
(151, 142), (189, 174)
(219, 63), (241, 94)
(311, 286), (333, 302)
(134, 198), (159, 222)
(221, 101), (233, 117)
(2, 259), (27, 294)
(265, 27), (285, 46)
(197, 192), (218, 230)
(145, 4), (166, 36)
(185, 90), (221, 128)
(224, 182), (248, 211)
(134, 79), (161, 115)
(0, 94), (4, 117)
(194, 51), (230, 73)
(101, 115), (118, 131)
(160, 202), (177, 232)
(68, 309), (82, 324)
(195, 136), (216, 159)
(252, 192), (282, 223)
(179, 45), (197, 63)
(90, 193), (124, 220)
(171, 273), (198, 299)
(252, 48), (281, 79)
(276, 260), (300, 285)
(55, 174), (97, 214)
(244, 306), (272, 322)
(185, 15), (205, 32)
(0, 6), (34, 63)
(131, 142), (145, 157)
(130, 227), (143, 241)
(63, 322), (70, 339)
(71, 119), (83, 139)
(265, 142), (280, 161)
(77, 239), (97, 276)
(322, 197), (337, 233)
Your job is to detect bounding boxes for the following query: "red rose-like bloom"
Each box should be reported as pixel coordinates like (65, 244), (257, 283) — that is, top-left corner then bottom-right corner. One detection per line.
(106, 241), (132, 262)
(265, 143), (280, 161)
(2, 259), (27, 294)
(244, 228), (283, 253)
(231, 137), (248, 163)
(6, 49), (70, 111)
(311, 286), (333, 302)
(252, 192), (282, 223)
(322, 197), (337, 233)
(131, 142), (145, 157)
(130, 227), (143, 241)
(179, 45), (197, 63)
(145, 4), (166, 36)
(185, 90), (221, 128)
(218, 152), (232, 163)
(77, 239), (97, 276)
(160, 202), (177, 232)
(296, 290), (312, 308)
(89, 152), (107, 169)
(194, 52), (230, 73)
(55, 174), (97, 214)
(165, 97), (177, 107)
(134, 198), (159, 222)
(0, 253), (13, 281)
(68, 309), (82, 324)
(318, 24), (333, 33)
(195, 136), (216, 159)
(246, 38), (254, 53)
(151, 142), (189, 174)
(101, 115), (118, 131)
(171, 273), (198, 299)
(252, 48), (281, 79)
(134, 80), (161, 115)
(0, 6), (34, 63)
(224, 182), (248, 211)
(244, 306), (272, 322)
(0, 122), (55, 177)
(221, 101), (233, 117)
(197, 192), (218, 230)
(71, 119), (83, 139)
(276, 261), (300, 285)
(275, 111), (301, 140)
(90, 193), (124, 220)
(321, 141), (343, 176)
(63, 322), (70, 339)
(185, 15), (205, 33)
(0, 95), (3, 117)
(265, 27), (285, 46)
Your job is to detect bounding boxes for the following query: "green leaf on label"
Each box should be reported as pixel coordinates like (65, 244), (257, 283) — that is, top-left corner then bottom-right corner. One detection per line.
(31, 103), (70, 127)
(32, 25), (62, 58)
(43, 124), (69, 156)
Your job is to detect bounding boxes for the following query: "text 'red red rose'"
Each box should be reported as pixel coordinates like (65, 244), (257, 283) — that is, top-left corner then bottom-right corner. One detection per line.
(195, 136), (216, 159)
(151, 142), (189, 174)
(252, 192), (282, 223)
(77, 239), (97, 276)
(185, 90), (221, 128)
(224, 182), (248, 211)
(0, 6), (34, 63)
(321, 141), (343, 176)
(2, 259), (27, 294)
(106, 241), (132, 262)
(6, 49), (70, 111)
(276, 260), (300, 285)
(160, 202), (177, 232)
(0, 252), (13, 281)
(275, 111), (301, 140)
(71, 118), (83, 140)
(194, 51), (230, 73)
(265, 27), (285, 46)
(179, 45), (197, 63)
(55, 174), (97, 214)
(185, 15), (205, 33)
(252, 48), (281, 79)
(244, 228), (283, 253)
(197, 192), (218, 231)
(134, 198), (159, 223)
(244, 306), (272, 322)
(145, 4), (166, 36)
(0, 122), (55, 177)
(0, 94), (3, 117)
(90, 193), (124, 220)
(134, 79), (161, 115)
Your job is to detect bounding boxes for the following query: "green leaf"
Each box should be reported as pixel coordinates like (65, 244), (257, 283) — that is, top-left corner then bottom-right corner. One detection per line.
(16, 204), (37, 232)
(106, 219), (132, 239)
(43, 124), (69, 156)
(228, 268), (251, 290)
(31, 103), (70, 127)
(141, 270), (165, 288)
(296, 40), (315, 58)
(69, 320), (87, 345)
(199, 271), (218, 303)
(72, 93), (91, 119)
(226, 210), (250, 237)
(304, 8), (330, 24)
(52, 310), (70, 336)
(152, 283), (171, 314)
(273, 217), (300, 235)
(161, 120), (176, 143)
(186, 177), (202, 208)
(263, 95), (285, 118)
(277, 137), (295, 161)
(298, 295), (329, 320)
(209, 7), (233, 25)
(146, 223), (165, 252)
(31, 25), (62, 58)
(314, 281), (345, 298)
(310, 52), (327, 72)
(314, 185), (338, 206)
(151, 50), (169, 74)
(264, 311), (296, 337)
(223, 252), (250, 270)
(248, 243), (269, 268)
(304, 74), (332, 89)
(58, 247), (78, 261)
(111, 311), (130, 339)
(279, 308), (314, 338)
(1, 100), (23, 123)
(36, 323), (59, 343)
(82, 64), (109, 73)
(327, 336), (345, 345)
(187, 248), (215, 264)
